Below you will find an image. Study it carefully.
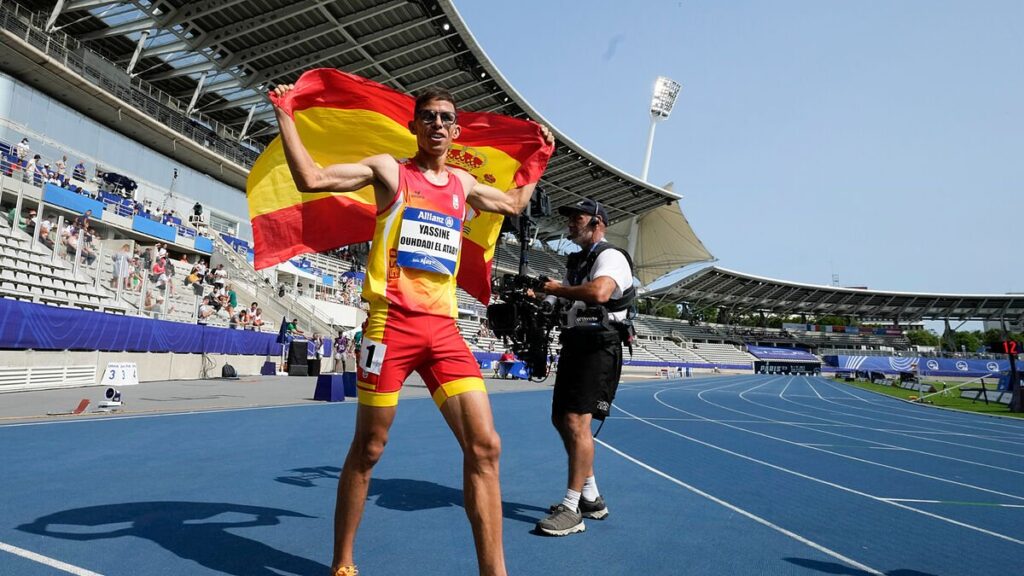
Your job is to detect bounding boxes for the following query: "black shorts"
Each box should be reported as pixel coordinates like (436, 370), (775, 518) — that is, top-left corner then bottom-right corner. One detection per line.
(552, 328), (622, 420)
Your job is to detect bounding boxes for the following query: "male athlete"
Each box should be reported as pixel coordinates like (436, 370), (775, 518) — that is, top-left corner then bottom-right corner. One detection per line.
(272, 83), (552, 576)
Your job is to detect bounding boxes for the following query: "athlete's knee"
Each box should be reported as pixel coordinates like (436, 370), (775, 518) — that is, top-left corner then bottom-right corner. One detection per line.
(465, 428), (502, 468)
(348, 429), (389, 469)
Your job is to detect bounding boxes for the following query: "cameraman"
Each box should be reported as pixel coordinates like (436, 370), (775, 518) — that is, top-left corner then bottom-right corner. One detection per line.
(535, 198), (634, 537)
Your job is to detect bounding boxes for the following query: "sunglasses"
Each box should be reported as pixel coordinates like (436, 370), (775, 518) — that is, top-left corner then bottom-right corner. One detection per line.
(415, 109), (457, 127)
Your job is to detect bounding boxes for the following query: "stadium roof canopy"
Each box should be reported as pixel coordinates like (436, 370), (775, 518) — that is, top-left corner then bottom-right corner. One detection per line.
(18, 0), (706, 243)
(645, 266), (1024, 324)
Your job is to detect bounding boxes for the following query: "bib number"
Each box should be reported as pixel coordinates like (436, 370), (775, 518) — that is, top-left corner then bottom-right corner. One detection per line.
(359, 337), (387, 375)
(395, 207), (461, 275)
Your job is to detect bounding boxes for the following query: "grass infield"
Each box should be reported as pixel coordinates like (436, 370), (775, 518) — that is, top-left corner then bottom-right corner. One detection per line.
(837, 378), (1024, 419)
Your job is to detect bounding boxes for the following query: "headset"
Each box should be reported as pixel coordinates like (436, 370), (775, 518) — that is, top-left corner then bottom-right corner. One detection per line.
(588, 200), (601, 228)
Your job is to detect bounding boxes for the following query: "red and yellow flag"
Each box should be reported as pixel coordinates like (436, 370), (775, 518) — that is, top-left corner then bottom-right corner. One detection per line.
(247, 68), (553, 303)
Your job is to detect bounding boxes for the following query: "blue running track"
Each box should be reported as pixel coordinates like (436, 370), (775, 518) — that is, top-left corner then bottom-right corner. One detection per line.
(2, 375), (1022, 575)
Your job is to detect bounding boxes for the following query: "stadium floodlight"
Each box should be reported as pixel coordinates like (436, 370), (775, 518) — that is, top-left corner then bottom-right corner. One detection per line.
(641, 76), (682, 181)
(649, 76), (682, 119)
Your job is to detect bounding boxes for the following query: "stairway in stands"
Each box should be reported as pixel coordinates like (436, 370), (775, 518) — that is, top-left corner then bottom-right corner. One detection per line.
(0, 214), (128, 314)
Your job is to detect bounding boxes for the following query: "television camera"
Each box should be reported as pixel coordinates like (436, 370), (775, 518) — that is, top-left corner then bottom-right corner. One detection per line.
(486, 189), (560, 380)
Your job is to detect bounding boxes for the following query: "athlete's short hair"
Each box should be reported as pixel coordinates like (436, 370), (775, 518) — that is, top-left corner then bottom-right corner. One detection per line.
(414, 86), (457, 113)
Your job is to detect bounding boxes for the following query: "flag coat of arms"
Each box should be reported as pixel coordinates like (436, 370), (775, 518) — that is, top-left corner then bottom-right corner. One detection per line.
(246, 68), (553, 304)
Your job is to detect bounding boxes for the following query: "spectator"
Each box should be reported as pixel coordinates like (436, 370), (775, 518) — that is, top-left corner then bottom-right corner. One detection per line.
(333, 331), (350, 372)
(72, 160), (86, 182)
(150, 256), (166, 285)
(498, 349), (516, 379)
(16, 138), (29, 162)
(55, 155), (67, 177)
(226, 283), (238, 310)
(311, 333), (324, 363)
(24, 154), (39, 184)
(252, 307), (264, 332)
(61, 224), (78, 260)
(39, 224), (55, 251)
(78, 223), (97, 265)
(42, 163), (58, 185)
(74, 210), (93, 229)
(23, 208), (36, 233)
(143, 289), (171, 318)
(235, 308), (251, 330)
(197, 296), (215, 325)
(216, 295), (233, 319)
(286, 318), (304, 337)
(111, 244), (132, 289)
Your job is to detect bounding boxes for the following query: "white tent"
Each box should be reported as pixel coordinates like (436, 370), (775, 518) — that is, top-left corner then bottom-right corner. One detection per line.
(604, 200), (713, 286)
(276, 261), (319, 282)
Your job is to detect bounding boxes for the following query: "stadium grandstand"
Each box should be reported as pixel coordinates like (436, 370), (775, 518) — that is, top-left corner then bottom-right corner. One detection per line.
(0, 0), (1020, 408)
(0, 0), (714, 392)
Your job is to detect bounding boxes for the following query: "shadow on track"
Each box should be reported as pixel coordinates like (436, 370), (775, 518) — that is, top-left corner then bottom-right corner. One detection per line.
(18, 501), (328, 576)
(368, 477), (548, 525)
(785, 557), (939, 576)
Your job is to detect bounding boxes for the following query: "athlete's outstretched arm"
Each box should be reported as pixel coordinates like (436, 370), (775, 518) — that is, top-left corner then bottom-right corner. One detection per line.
(466, 180), (538, 217)
(271, 84), (398, 199)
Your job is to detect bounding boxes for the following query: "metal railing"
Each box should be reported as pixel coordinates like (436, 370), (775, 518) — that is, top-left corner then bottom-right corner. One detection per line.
(0, 1), (264, 169)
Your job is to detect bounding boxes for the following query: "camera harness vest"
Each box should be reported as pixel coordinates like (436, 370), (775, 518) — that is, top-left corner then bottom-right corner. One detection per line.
(565, 240), (638, 356)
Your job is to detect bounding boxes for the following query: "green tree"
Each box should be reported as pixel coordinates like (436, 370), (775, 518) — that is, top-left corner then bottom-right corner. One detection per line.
(906, 329), (940, 347)
(952, 331), (983, 354)
(815, 315), (849, 327)
(656, 303), (679, 319)
(696, 306), (718, 323)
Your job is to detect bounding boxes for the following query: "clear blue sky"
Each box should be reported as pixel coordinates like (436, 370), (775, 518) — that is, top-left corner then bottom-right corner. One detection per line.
(456, 0), (1023, 296)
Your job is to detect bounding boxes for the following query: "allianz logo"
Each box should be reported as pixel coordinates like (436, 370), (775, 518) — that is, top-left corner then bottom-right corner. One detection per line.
(417, 210), (450, 227)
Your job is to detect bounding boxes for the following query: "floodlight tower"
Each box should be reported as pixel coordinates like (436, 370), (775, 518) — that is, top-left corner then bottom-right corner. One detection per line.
(641, 76), (681, 181)
(630, 77), (682, 261)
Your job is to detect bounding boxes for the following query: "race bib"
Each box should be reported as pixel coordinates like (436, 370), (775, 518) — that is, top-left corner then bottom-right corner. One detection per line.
(359, 337), (387, 375)
(395, 207), (461, 275)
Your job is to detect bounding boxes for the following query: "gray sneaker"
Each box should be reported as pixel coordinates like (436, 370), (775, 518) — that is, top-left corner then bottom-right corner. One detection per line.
(536, 504), (585, 536)
(549, 496), (609, 520)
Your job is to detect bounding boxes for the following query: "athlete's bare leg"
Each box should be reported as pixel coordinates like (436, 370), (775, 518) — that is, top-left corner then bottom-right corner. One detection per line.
(332, 403), (398, 571)
(440, 390), (506, 576)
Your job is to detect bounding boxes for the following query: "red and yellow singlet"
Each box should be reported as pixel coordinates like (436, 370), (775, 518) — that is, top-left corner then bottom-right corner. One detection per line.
(355, 160), (485, 407)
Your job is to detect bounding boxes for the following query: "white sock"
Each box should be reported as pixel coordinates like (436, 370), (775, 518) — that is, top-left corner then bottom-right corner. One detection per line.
(582, 476), (600, 501)
(561, 489), (581, 512)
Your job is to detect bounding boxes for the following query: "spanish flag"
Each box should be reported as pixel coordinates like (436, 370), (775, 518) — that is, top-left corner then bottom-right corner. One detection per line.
(247, 68), (553, 304)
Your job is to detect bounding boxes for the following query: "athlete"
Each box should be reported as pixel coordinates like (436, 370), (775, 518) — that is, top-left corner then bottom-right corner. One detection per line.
(272, 83), (552, 576)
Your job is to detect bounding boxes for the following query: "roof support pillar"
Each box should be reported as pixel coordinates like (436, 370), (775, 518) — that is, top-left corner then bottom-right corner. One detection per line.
(626, 215), (639, 259)
(185, 71), (209, 116)
(126, 30), (150, 76)
(238, 104), (257, 142)
(45, 0), (66, 32)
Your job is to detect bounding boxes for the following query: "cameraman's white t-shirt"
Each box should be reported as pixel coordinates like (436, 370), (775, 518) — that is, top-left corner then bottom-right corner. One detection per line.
(565, 243), (633, 328)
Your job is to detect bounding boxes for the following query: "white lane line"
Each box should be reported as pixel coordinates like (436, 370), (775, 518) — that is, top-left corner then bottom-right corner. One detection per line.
(595, 437), (885, 576)
(817, 377), (1024, 435)
(0, 541), (103, 576)
(780, 378), (792, 399)
(734, 378), (1024, 470)
(880, 498), (1024, 509)
(617, 402), (1024, 546)
(686, 389), (1024, 499)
